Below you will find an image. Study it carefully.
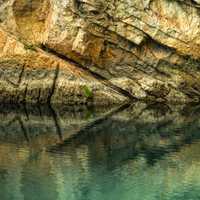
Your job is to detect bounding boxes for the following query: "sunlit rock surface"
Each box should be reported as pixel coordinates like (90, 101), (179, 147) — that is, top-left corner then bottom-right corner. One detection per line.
(1, 0), (200, 104)
(0, 28), (127, 105)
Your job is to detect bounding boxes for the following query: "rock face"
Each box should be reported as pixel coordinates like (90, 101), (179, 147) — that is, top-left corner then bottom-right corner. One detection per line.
(0, 28), (127, 105)
(1, 0), (200, 104)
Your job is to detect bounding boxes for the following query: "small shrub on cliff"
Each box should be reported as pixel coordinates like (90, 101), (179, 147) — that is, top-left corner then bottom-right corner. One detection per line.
(82, 85), (93, 99)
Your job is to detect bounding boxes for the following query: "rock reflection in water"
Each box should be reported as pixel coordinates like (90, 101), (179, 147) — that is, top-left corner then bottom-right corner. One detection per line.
(0, 103), (200, 200)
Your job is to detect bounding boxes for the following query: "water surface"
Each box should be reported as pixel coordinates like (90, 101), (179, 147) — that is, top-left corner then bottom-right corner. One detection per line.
(0, 103), (200, 200)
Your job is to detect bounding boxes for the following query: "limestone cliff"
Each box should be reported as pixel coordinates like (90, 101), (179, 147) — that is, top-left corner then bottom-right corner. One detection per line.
(1, 0), (200, 105)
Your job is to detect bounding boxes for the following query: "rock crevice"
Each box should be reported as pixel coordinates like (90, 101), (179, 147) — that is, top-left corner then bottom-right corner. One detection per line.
(1, 0), (200, 104)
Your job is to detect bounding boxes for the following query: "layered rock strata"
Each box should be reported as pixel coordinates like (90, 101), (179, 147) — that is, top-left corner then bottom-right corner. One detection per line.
(0, 28), (127, 105)
(1, 0), (200, 104)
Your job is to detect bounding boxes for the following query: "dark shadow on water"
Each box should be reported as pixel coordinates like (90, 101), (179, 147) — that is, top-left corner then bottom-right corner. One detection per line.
(1, 102), (200, 166)
(46, 103), (200, 167)
(1, 103), (200, 200)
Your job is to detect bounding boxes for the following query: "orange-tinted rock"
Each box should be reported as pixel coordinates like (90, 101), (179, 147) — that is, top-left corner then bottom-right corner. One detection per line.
(1, 0), (200, 104)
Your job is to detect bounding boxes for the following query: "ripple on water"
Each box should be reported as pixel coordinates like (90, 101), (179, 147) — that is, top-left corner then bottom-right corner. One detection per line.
(0, 104), (200, 200)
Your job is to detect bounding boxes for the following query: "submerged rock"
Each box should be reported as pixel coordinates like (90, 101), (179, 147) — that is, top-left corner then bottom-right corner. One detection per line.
(1, 0), (200, 104)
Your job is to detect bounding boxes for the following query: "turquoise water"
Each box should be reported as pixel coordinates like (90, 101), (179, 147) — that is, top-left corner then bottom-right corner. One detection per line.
(1, 103), (200, 200)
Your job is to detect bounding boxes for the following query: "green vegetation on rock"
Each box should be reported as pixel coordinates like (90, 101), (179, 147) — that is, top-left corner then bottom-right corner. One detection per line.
(82, 85), (93, 98)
